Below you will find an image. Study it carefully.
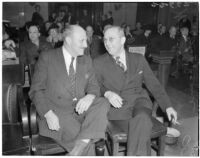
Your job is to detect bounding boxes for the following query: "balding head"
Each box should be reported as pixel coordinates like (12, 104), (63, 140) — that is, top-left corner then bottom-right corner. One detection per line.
(104, 26), (125, 38)
(63, 25), (87, 57)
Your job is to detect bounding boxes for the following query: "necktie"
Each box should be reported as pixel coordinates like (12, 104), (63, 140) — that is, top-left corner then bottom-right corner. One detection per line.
(69, 57), (76, 98)
(115, 56), (126, 71)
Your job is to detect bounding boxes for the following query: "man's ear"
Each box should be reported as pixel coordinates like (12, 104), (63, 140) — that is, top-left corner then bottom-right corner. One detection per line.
(65, 36), (71, 45)
(121, 36), (126, 45)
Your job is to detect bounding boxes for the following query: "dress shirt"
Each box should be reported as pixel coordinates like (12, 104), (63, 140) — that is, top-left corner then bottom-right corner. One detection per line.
(62, 46), (77, 74)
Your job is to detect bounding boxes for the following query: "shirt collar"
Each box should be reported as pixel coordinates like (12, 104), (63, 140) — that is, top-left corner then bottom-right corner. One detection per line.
(62, 46), (76, 61)
(114, 50), (126, 61)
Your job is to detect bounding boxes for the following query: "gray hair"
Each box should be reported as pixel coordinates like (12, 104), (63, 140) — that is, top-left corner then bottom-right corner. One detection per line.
(63, 25), (76, 38)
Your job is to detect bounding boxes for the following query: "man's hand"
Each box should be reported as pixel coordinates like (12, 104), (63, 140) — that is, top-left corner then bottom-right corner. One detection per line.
(104, 91), (123, 108)
(75, 94), (95, 115)
(44, 110), (60, 131)
(166, 107), (179, 125)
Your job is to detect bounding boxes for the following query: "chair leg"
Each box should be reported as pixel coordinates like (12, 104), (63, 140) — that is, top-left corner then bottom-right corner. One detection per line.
(157, 135), (165, 156)
(112, 141), (119, 156)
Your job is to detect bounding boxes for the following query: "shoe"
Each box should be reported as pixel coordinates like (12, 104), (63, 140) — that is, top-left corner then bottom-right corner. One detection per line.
(68, 140), (90, 156)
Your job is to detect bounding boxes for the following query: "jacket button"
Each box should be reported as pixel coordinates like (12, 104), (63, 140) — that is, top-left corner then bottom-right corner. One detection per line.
(58, 96), (61, 99)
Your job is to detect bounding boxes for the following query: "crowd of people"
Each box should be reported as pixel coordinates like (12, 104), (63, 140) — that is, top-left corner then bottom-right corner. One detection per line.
(2, 4), (199, 156)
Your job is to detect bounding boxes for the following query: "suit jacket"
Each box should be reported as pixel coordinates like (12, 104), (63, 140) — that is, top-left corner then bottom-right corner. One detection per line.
(93, 51), (172, 120)
(29, 47), (100, 139)
(19, 37), (52, 65)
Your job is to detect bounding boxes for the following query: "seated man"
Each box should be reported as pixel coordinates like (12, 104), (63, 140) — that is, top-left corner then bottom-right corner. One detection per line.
(29, 25), (109, 156)
(93, 26), (178, 156)
(150, 25), (168, 54)
(165, 26), (178, 51)
(84, 25), (106, 59)
(134, 25), (152, 61)
(171, 27), (193, 78)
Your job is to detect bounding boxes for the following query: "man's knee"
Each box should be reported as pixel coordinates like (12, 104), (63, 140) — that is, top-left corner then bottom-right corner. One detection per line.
(93, 97), (110, 113)
(131, 112), (153, 128)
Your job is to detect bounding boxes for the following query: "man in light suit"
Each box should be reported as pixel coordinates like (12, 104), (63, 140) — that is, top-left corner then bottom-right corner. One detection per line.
(29, 25), (109, 156)
(93, 26), (178, 156)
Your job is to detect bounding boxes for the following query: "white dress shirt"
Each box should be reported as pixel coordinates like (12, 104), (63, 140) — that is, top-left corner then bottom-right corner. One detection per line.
(62, 46), (77, 74)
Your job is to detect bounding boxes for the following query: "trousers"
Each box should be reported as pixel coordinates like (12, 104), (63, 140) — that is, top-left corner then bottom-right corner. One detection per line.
(52, 97), (109, 154)
(111, 98), (153, 156)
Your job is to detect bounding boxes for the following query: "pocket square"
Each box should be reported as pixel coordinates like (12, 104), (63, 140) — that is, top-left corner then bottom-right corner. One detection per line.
(138, 71), (143, 74)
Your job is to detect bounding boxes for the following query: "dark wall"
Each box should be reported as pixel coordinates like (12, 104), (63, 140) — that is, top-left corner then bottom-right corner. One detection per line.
(136, 2), (159, 26)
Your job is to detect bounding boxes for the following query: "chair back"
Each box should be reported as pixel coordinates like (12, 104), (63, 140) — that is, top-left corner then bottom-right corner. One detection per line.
(128, 45), (146, 56)
(2, 84), (19, 123)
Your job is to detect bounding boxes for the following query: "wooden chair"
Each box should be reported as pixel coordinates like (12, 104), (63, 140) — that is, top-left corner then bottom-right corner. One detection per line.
(106, 48), (167, 156)
(28, 103), (67, 155)
(106, 113), (167, 156)
(3, 84), (30, 155)
(28, 103), (105, 155)
(127, 45), (146, 56)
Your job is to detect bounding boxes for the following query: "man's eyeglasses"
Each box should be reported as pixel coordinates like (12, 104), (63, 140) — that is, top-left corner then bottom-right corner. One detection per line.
(103, 37), (121, 43)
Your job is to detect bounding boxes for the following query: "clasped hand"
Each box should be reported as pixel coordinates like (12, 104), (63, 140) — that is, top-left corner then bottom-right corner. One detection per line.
(44, 110), (60, 131)
(105, 91), (123, 108)
(75, 94), (95, 114)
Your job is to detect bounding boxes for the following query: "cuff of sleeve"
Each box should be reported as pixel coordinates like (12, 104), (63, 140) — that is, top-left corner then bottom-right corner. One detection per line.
(104, 91), (110, 98)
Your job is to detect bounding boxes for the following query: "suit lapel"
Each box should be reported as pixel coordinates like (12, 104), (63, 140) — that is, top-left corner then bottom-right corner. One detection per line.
(56, 48), (73, 96)
(107, 55), (126, 90)
(125, 51), (132, 84)
(75, 56), (85, 99)
(124, 51), (138, 85)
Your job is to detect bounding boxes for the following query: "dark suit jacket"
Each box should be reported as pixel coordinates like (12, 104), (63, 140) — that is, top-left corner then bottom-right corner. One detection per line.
(66, 15), (76, 24)
(93, 51), (172, 120)
(29, 48), (100, 139)
(19, 37), (52, 65)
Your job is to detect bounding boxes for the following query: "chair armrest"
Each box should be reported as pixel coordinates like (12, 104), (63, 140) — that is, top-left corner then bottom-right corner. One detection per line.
(29, 103), (38, 136)
(17, 85), (29, 138)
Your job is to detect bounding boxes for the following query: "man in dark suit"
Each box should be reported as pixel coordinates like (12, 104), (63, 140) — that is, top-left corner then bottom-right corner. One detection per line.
(29, 25), (109, 156)
(66, 11), (76, 25)
(32, 5), (44, 29)
(84, 25), (106, 59)
(93, 26), (178, 156)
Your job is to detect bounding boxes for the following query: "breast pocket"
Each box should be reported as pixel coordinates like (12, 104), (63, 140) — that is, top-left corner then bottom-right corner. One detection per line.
(129, 73), (143, 87)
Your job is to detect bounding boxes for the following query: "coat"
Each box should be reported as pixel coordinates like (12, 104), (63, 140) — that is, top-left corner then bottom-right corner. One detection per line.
(93, 51), (172, 120)
(29, 47), (100, 140)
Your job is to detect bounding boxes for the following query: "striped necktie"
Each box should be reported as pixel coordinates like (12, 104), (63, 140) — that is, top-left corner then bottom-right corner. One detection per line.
(115, 56), (126, 71)
(69, 57), (76, 98)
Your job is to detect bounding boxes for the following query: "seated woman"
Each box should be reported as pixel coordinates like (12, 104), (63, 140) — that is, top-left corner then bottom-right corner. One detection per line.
(19, 23), (52, 66)
(46, 23), (63, 48)
(2, 25), (18, 63)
